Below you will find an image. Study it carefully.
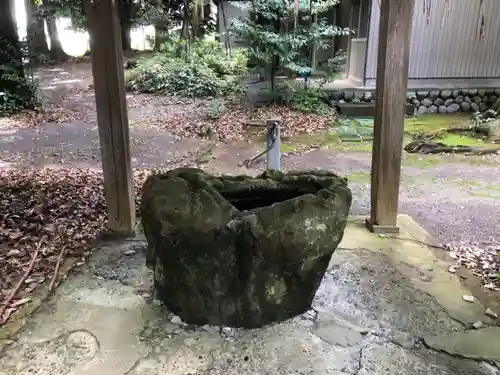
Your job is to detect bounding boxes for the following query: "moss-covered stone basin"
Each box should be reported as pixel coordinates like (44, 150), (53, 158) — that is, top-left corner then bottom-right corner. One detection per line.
(140, 168), (352, 328)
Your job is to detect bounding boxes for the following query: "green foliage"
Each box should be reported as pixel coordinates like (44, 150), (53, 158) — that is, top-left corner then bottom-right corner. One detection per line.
(0, 39), (38, 116)
(204, 99), (227, 120)
(280, 86), (332, 115)
(229, 0), (351, 82)
(125, 39), (248, 98)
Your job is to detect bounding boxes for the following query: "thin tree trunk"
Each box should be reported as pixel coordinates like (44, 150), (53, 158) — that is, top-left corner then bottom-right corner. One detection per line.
(25, 0), (49, 62)
(121, 22), (132, 52)
(45, 12), (69, 62)
(118, 0), (134, 52)
(0, 0), (22, 66)
(219, 0), (231, 56)
(0, 0), (36, 113)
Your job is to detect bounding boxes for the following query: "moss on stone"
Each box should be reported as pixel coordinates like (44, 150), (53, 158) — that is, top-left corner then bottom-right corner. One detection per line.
(140, 168), (352, 328)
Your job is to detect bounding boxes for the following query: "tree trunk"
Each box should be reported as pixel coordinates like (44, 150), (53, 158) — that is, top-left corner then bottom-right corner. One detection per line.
(46, 16), (68, 62)
(0, 0), (22, 66)
(154, 21), (169, 50)
(25, 0), (49, 62)
(0, 0), (36, 114)
(121, 22), (132, 52)
(334, 0), (351, 77)
(117, 0), (134, 52)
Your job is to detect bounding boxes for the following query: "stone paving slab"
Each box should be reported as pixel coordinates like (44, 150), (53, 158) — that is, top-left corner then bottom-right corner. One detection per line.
(0, 215), (498, 375)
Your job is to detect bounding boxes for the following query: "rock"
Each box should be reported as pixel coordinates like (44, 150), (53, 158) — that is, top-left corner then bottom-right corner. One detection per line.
(428, 105), (438, 114)
(123, 249), (136, 256)
(464, 96), (472, 103)
(406, 91), (416, 100)
(330, 91), (344, 101)
(422, 98), (433, 107)
(479, 102), (488, 112)
(441, 90), (452, 99)
(447, 103), (460, 113)
(448, 265), (459, 273)
(363, 91), (373, 102)
(472, 321), (484, 329)
(488, 95), (498, 103)
(471, 102), (479, 112)
(495, 89), (500, 96)
(416, 91), (429, 99)
(302, 309), (317, 321)
(354, 91), (364, 100)
(170, 315), (183, 324)
(201, 324), (218, 333)
(473, 96), (482, 103)
(444, 98), (454, 106)
(344, 91), (354, 102)
(454, 95), (464, 104)
(461, 89), (469, 95)
(486, 89), (494, 95)
(452, 90), (461, 97)
(462, 295), (475, 303)
(429, 90), (440, 99)
(478, 89), (486, 96)
(434, 98), (445, 106)
(417, 106), (428, 115)
(438, 105), (448, 113)
(141, 168), (352, 328)
(221, 326), (235, 337)
(469, 89), (478, 96)
(485, 308), (498, 319)
(338, 99), (346, 104)
(411, 98), (421, 106)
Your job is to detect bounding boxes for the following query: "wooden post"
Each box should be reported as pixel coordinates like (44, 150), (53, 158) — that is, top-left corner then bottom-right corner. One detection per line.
(366, 0), (415, 234)
(85, 0), (135, 235)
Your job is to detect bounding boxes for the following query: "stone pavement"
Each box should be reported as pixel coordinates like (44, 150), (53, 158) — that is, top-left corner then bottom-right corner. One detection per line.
(0, 215), (499, 375)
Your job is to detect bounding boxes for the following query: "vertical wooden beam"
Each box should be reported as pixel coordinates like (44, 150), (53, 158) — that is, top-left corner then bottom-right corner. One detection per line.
(85, 0), (135, 235)
(366, 0), (415, 234)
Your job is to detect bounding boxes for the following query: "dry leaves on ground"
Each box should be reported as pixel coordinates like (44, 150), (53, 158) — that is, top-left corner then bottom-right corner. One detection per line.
(129, 96), (337, 142)
(0, 168), (145, 325)
(0, 168), (106, 324)
(0, 150), (204, 326)
(444, 243), (500, 292)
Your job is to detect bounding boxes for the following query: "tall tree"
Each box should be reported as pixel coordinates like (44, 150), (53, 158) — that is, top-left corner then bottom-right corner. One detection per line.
(0, 0), (37, 115)
(230, 0), (351, 92)
(25, 0), (50, 61)
(0, 0), (22, 65)
(41, 0), (69, 61)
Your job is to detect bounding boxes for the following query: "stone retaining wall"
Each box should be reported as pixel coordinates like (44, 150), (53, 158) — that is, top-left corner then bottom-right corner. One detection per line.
(329, 88), (500, 114)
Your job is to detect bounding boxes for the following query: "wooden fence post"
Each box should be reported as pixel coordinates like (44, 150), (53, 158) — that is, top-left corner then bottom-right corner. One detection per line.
(367, 0), (415, 234)
(85, 0), (135, 235)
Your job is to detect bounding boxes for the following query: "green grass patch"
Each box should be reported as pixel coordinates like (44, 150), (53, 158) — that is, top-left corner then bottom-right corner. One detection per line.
(404, 113), (470, 135)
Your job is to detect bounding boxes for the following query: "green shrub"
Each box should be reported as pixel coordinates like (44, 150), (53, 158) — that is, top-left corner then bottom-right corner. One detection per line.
(277, 86), (332, 115)
(0, 39), (38, 116)
(125, 38), (248, 98)
(204, 99), (226, 121)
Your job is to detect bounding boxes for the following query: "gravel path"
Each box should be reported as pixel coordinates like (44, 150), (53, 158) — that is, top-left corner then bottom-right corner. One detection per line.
(0, 63), (205, 170)
(208, 141), (500, 247)
(283, 150), (500, 246)
(2, 63), (499, 247)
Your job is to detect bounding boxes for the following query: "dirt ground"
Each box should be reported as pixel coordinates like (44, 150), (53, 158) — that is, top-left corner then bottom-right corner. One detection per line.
(2, 62), (498, 247)
(1, 216), (499, 375)
(0, 64), (499, 372)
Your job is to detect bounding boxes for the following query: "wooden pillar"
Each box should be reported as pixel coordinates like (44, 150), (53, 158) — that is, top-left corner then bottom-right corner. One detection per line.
(366, 0), (415, 234)
(85, 0), (135, 235)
